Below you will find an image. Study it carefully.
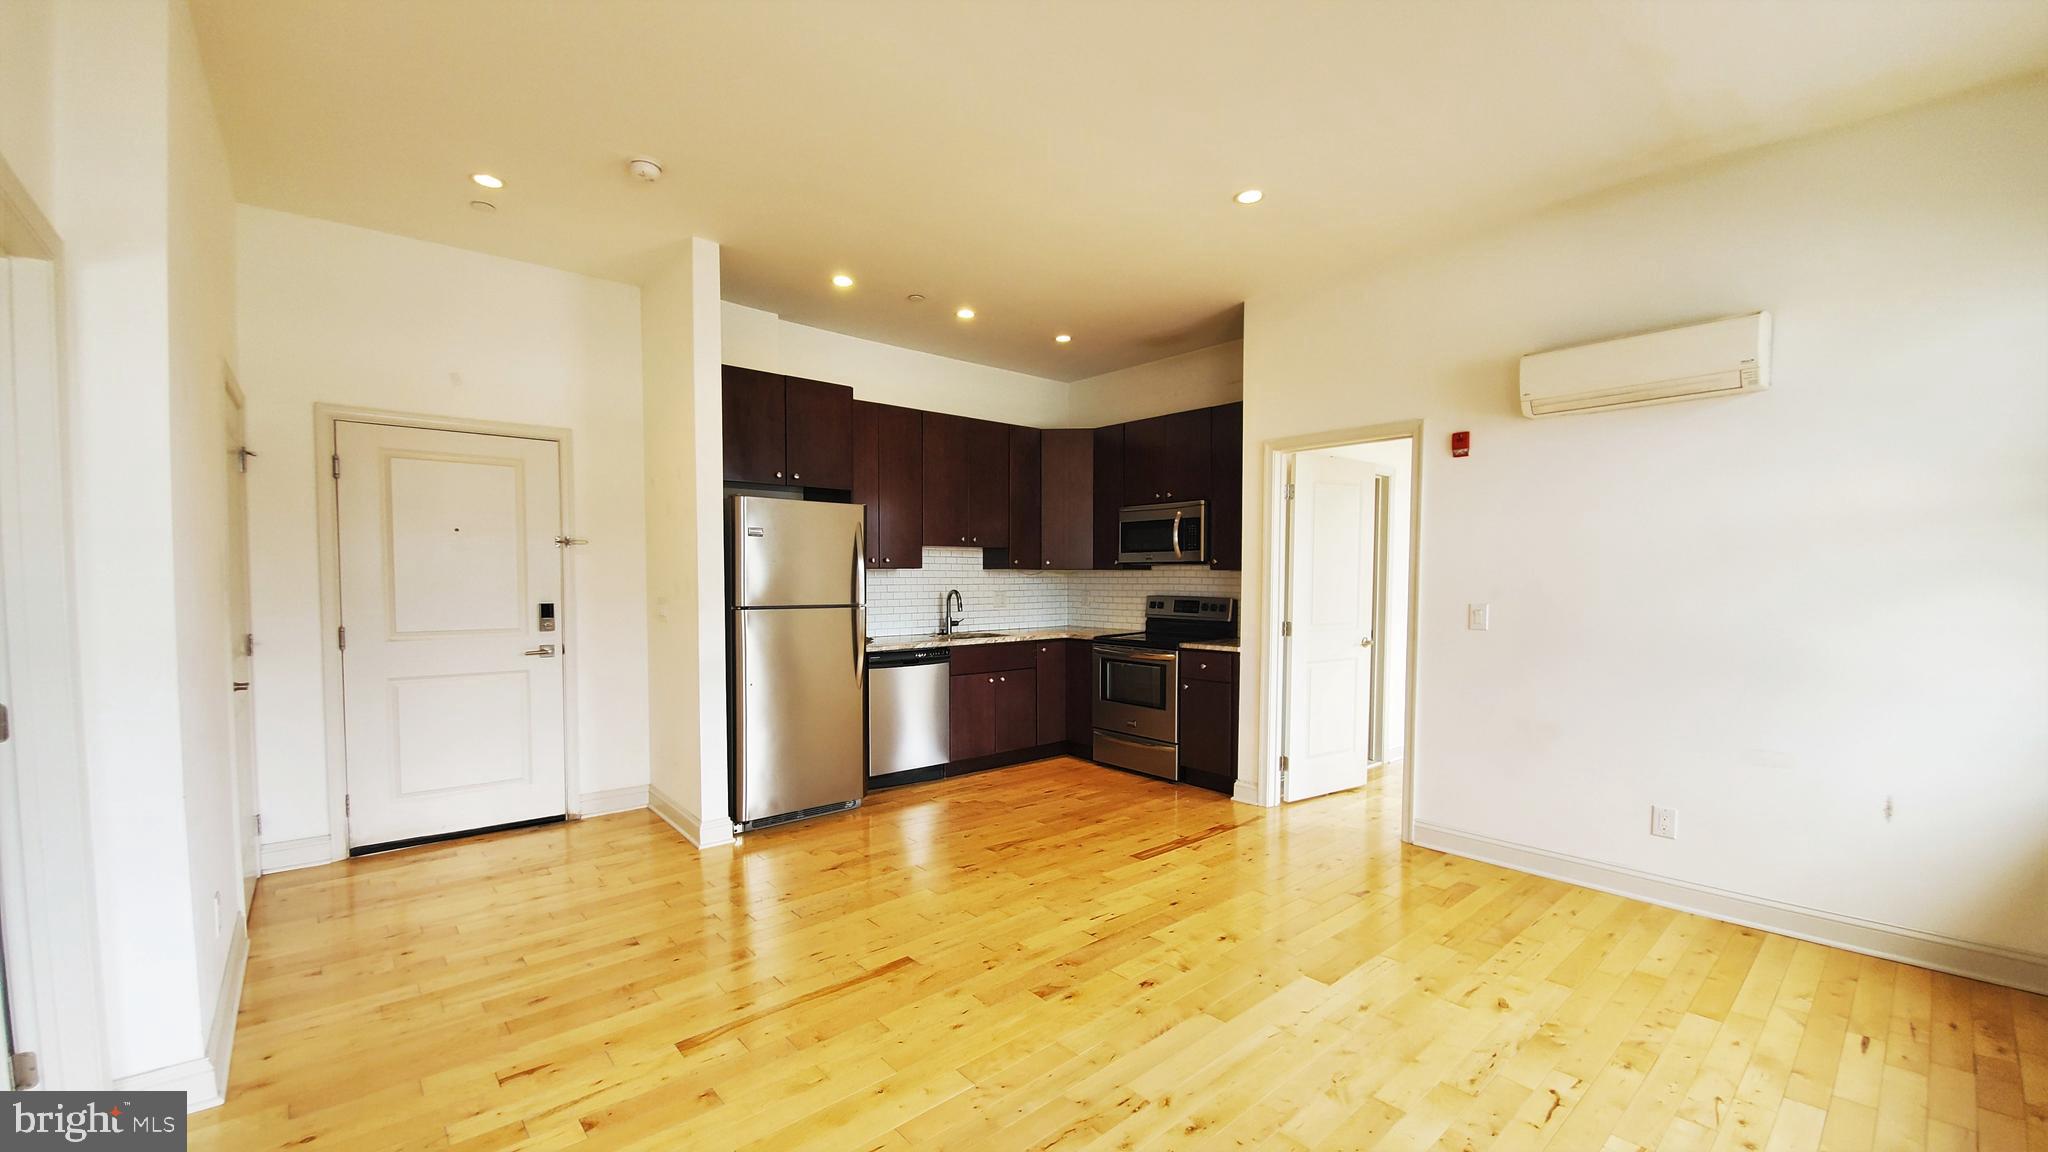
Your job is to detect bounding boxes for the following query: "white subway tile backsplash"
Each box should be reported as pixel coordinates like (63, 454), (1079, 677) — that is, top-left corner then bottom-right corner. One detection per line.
(867, 548), (1241, 637)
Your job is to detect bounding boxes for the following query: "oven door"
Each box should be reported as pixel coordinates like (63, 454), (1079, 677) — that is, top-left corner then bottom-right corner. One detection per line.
(1092, 645), (1178, 743)
(1117, 501), (1206, 565)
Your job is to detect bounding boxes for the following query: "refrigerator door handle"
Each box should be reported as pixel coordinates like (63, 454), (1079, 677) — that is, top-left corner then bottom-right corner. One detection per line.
(854, 607), (867, 691)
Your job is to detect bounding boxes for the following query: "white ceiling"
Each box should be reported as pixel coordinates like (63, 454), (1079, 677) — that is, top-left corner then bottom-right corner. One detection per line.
(189, 1), (2048, 381)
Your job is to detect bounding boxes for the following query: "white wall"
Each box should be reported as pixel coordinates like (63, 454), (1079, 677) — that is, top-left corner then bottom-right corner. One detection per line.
(165, 0), (242, 1055)
(1, 0), (250, 1089)
(723, 302), (1072, 426)
(235, 207), (651, 845)
(644, 241), (730, 846)
(1064, 340), (1242, 428)
(1239, 80), (2048, 969)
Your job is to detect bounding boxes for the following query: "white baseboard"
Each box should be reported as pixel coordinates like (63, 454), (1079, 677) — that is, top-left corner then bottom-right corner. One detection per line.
(259, 834), (338, 874)
(113, 913), (248, 1113)
(1230, 777), (1265, 806)
(576, 786), (649, 817)
(647, 783), (735, 849)
(1412, 820), (2048, 996)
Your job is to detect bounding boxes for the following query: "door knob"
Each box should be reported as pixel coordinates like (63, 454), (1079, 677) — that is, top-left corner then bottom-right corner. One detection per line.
(1360, 637), (1373, 647)
(524, 645), (557, 658)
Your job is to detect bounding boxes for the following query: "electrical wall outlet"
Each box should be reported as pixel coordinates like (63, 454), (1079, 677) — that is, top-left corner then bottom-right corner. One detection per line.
(1651, 806), (1677, 839)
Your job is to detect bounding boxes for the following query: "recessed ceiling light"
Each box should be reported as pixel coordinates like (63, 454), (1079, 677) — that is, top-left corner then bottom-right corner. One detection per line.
(468, 200), (497, 213)
(1234, 188), (1263, 205)
(1054, 334), (1072, 344)
(831, 274), (855, 288)
(471, 173), (504, 190)
(956, 307), (975, 320)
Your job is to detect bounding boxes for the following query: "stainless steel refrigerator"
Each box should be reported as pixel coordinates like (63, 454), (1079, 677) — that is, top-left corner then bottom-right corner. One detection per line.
(727, 495), (867, 831)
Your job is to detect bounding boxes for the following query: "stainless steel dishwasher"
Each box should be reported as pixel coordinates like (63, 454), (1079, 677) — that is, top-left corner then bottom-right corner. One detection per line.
(867, 647), (950, 781)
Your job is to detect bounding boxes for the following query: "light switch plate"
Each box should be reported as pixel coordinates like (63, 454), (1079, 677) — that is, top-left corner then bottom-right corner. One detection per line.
(1467, 603), (1490, 631)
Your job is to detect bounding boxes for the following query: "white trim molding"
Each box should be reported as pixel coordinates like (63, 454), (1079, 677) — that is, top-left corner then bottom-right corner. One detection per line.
(648, 783), (735, 849)
(113, 913), (248, 1113)
(576, 786), (649, 818)
(258, 834), (339, 875)
(1413, 820), (2048, 996)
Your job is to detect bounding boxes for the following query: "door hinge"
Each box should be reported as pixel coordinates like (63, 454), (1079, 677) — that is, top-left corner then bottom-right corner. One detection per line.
(337, 625), (346, 651)
(1285, 483), (1295, 499)
(254, 813), (262, 835)
(244, 632), (256, 657)
(331, 453), (341, 479)
(344, 795), (350, 816)
(1281, 621), (1293, 637)
(1279, 755), (1290, 774)
(10, 1051), (38, 1089)
(0, 702), (9, 743)
(237, 446), (258, 473)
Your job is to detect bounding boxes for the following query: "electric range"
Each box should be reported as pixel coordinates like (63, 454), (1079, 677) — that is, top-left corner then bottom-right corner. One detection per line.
(1091, 596), (1237, 780)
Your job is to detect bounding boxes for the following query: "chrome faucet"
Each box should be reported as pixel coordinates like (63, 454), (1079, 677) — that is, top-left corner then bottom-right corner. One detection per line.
(943, 589), (965, 636)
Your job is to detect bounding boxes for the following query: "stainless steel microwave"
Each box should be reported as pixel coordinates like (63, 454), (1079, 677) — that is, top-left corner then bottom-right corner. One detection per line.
(1117, 500), (1206, 565)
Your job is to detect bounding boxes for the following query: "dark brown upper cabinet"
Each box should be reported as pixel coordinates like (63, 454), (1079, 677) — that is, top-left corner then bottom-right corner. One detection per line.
(721, 366), (786, 484)
(997, 426), (1043, 570)
(1207, 401), (1244, 571)
(1040, 429), (1094, 571)
(721, 367), (852, 488)
(852, 400), (922, 570)
(1091, 424), (1123, 570)
(783, 375), (854, 489)
(1122, 408), (1212, 507)
(965, 419), (1010, 548)
(922, 412), (969, 546)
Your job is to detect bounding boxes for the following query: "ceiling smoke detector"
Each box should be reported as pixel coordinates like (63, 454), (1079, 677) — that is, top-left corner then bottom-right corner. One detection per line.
(627, 157), (664, 182)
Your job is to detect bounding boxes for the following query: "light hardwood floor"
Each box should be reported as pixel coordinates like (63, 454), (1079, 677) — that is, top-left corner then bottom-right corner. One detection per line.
(191, 757), (2046, 1151)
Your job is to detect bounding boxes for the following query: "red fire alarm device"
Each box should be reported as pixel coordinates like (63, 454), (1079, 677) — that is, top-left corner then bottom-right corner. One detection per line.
(1451, 430), (1471, 458)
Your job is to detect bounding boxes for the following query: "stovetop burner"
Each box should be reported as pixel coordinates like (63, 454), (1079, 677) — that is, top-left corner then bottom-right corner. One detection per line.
(1093, 594), (1238, 651)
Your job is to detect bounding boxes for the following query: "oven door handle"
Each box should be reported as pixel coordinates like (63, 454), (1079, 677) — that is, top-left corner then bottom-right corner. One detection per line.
(1094, 645), (1178, 664)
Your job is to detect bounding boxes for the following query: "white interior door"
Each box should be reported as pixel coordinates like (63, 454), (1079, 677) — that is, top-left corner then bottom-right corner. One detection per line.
(337, 421), (566, 848)
(224, 390), (259, 905)
(1282, 452), (1386, 802)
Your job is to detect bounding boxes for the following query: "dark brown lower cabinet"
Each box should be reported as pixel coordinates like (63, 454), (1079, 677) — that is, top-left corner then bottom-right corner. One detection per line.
(993, 669), (1036, 753)
(949, 672), (994, 761)
(1178, 653), (1238, 794)
(1033, 643), (1066, 745)
(1067, 641), (1092, 743)
(951, 667), (1037, 760)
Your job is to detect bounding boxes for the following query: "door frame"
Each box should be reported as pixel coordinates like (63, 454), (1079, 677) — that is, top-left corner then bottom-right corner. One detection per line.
(0, 150), (109, 1090)
(313, 404), (581, 858)
(1256, 420), (1423, 841)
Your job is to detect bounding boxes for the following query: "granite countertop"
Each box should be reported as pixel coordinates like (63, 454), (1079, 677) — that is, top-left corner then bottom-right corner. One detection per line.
(866, 628), (1115, 652)
(867, 628), (1241, 653)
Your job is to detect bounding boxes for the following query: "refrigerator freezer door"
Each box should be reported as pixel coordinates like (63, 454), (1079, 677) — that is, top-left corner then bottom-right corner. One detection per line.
(731, 496), (866, 608)
(733, 606), (867, 824)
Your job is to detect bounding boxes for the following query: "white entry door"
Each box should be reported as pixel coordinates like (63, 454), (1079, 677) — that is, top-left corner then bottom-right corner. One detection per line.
(1282, 452), (1387, 802)
(336, 421), (567, 849)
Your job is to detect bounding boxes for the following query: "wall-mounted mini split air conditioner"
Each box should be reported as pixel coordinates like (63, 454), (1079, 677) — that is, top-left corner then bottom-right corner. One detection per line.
(1518, 312), (1771, 418)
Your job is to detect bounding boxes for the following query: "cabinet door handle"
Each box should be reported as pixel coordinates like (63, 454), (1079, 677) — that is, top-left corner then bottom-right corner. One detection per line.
(775, 470), (783, 478)
(793, 472), (801, 480)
